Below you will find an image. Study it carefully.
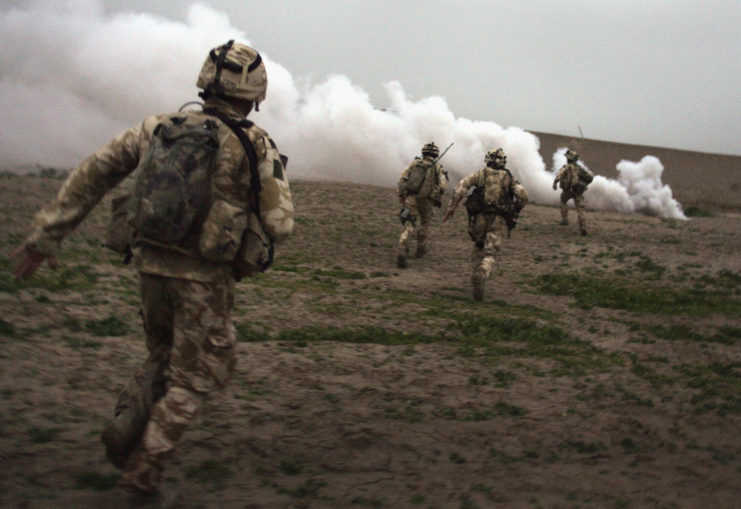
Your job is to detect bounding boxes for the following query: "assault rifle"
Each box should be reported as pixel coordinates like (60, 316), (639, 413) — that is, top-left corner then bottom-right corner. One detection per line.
(433, 142), (454, 164)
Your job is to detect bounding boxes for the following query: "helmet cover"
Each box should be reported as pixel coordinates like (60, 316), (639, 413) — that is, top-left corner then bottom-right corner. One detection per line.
(197, 40), (267, 103)
(485, 148), (507, 168)
(421, 142), (440, 158)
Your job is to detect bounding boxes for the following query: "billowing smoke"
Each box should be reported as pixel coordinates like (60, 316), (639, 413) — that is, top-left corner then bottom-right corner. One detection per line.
(0, 1), (685, 219)
(549, 149), (686, 219)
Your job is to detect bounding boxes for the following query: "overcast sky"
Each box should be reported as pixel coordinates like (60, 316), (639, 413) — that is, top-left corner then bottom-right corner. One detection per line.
(91, 0), (741, 156)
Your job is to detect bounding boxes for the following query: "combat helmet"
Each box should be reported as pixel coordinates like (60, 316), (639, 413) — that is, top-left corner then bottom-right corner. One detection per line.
(421, 142), (440, 158)
(565, 149), (579, 162)
(197, 40), (267, 106)
(485, 148), (507, 168)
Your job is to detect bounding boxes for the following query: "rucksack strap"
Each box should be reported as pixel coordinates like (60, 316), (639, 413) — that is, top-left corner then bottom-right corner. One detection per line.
(203, 109), (262, 217)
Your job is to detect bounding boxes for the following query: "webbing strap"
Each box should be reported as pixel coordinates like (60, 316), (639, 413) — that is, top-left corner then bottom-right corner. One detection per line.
(210, 40), (234, 94)
(203, 109), (262, 218)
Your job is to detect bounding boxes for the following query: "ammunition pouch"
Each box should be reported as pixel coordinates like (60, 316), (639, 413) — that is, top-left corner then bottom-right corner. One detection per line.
(103, 194), (135, 264)
(399, 207), (416, 226)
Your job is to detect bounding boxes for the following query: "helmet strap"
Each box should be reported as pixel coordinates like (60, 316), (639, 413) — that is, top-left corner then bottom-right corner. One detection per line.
(210, 39), (235, 94)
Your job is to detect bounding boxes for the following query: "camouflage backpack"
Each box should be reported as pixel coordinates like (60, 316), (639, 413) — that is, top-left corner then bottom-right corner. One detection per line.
(465, 168), (519, 233)
(128, 115), (221, 243)
(404, 159), (432, 195)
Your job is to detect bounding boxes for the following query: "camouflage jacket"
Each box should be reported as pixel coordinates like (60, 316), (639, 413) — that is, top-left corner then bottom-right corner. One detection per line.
(447, 167), (528, 215)
(20, 97), (294, 282)
(397, 156), (448, 202)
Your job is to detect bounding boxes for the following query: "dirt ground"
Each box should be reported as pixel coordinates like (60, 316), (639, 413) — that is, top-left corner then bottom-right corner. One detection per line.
(1, 170), (740, 508)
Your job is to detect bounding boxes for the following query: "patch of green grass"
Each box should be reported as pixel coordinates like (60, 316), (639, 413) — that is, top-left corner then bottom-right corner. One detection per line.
(634, 255), (666, 279)
(74, 471), (120, 491)
(235, 322), (270, 342)
(312, 267), (367, 280)
(684, 206), (715, 217)
(559, 439), (607, 455)
(456, 315), (620, 376)
(279, 458), (304, 475)
(459, 401), (529, 421)
(14, 264), (99, 293)
(351, 496), (386, 507)
(275, 326), (442, 346)
(647, 324), (739, 345)
(280, 478), (326, 498)
(185, 459), (233, 484)
(0, 317), (16, 337)
(84, 316), (129, 336)
(29, 426), (61, 444)
(385, 403), (425, 423)
(64, 336), (103, 349)
(449, 452), (466, 464)
(533, 273), (741, 317)
(676, 362), (741, 416)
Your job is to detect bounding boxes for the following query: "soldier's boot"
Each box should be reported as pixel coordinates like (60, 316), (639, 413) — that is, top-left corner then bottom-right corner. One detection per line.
(471, 274), (485, 302)
(580, 228), (587, 236)
(397, 246), (409, 268)
(119, 447), (168, 496)
(101, 409), (147, 469)
(414, 244), (428, 258)
(560, 209), (569, 225)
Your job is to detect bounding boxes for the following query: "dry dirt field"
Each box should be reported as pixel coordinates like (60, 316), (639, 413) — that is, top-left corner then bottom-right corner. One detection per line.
(1, 155), (740, 508)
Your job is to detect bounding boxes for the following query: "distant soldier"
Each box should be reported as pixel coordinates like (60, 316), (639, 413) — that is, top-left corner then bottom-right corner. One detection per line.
(396, 142), (449, 268)
(443, 148), (528, 301)
(552, 149), (593, 235)
(11, 41), (294, 496)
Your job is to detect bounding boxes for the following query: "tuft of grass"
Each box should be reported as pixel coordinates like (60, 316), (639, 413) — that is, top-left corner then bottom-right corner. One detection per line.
(684, 206), (715, 217)
(279, 478), (326, 498)
(74, 472), (120, 491)
(84, 316), (129, 337)
(235, 322), (270, 342)
(648, 324), (739, 345)
(29, 426), (61, 444)
(676, 362), (741, 416)
(185, 459), (233, 484)
(12, 265), (98, 293)
(0, 317), (16, 337)
(312, 267), (367, 280)
(533, 273), (741, 317)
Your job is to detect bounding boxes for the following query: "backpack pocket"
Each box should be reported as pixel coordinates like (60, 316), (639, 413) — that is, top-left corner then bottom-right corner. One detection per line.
(104, 194), (136, 255)
(198, 200), (248, 262)
(232, 212), (274, 281)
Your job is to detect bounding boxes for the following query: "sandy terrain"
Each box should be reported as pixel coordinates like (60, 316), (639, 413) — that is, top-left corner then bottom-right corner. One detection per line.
(1, 144), (740, 508)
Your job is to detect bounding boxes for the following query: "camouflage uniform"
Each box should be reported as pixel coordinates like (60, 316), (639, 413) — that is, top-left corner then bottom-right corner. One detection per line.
(553, 150), (591, 235)
(445, 149), (528, 301)
(14, 41), (293, 495)
(397, 143), (448, 267)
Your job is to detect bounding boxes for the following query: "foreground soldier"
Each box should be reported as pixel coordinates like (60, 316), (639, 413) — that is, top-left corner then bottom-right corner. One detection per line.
(396, 142), (449, 267)
(11, 41), (294, 495)
(443, 149), (528, 301)
(552, 149), (593, 235)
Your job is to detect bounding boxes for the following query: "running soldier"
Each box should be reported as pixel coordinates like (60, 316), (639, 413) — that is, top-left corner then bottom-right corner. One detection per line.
(396, 142), (449, 268)
(11, 41), (294, 496)
(552, 149), (593, 235)
(443, 148), (528, 301)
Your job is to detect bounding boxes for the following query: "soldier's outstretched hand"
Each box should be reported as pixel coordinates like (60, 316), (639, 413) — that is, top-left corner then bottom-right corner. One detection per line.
(11, 245), (57, 280)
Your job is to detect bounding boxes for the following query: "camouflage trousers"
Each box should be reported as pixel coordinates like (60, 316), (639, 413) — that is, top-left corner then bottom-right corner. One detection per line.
(107, 272), (236, 462)
(560, 190), (587, 231)
(399, 195), (435, 256)
(469, 212), (506, 280)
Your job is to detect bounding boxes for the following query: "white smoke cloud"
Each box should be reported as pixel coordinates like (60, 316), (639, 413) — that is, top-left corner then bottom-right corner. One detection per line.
(0, 1), (685, 219)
